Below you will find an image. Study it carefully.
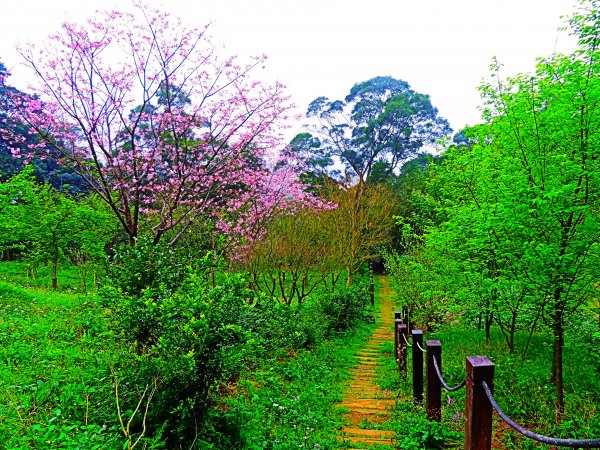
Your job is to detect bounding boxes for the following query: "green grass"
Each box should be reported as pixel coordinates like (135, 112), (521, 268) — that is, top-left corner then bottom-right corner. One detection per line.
(0, 263), (381, 448)
(203, 271), (378, 448)
(0, 279), (124, 448)
(4, 260), (595, 449)
(427, 328), (600, 448)
(208, 319), (375, 449)
(0, 260), (104, 294)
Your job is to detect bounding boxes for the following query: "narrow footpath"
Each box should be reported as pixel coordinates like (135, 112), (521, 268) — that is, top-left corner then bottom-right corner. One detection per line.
(338, 276), (396, 449)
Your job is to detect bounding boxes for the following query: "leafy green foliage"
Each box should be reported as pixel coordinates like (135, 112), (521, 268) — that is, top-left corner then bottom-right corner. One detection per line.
(385, 0), (600, 418)
(207, 322), (373, 449)
(0, 282), (125, 448)
(318, 284), (372, 333)
(0, 168), (115, 290)
(103, 236), (195, 300)
(424, 327), (600, 447)
(303, 76), (451, 185)
(103, 252), (376, 447)
(392, 411), (461, 449)
(376, 337), (462, 449)
(119, 273), (256, 445)
(380, 321), (600, 449)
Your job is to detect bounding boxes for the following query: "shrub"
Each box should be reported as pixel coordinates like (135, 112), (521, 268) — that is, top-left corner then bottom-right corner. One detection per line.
(394, 414), (461, 449)
(104, 237), (194, 299)
(242, 298), (313, 357)
(111, 271), (256, 446)
(104, 255), (375, 446)
(318, 284), (372, 334)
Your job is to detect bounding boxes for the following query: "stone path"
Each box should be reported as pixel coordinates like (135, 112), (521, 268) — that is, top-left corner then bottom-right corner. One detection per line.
(338, 276), (396, 448)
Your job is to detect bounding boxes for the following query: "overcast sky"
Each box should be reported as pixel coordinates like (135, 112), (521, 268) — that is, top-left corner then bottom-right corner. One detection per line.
(0, 0), (579, 135)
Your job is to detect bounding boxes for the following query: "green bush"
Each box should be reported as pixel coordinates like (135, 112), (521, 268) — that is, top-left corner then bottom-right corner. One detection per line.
(319, 284), (372, 334)
(103, 252), (376, 446)
(206, 325), (371, 449)
(394, 414), (461, 449)
(104, 237), (194, 299)
(387, 398), (462, 450)
(242, 298), (313, 357)
(102, 242), (220, 350)
(110, 272), (255, 446)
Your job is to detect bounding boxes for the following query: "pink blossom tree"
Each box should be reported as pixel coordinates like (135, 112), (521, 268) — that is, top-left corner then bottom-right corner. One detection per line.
(217, 149), (336, 262)
(1, 2), (300, 246)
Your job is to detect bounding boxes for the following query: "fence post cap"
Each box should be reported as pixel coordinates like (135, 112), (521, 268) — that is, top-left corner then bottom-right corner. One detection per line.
(412, 329), (423, 336)
(394, 311), (402, 319)
(425, 339), (441, 347)
(466, 356), (494, 381)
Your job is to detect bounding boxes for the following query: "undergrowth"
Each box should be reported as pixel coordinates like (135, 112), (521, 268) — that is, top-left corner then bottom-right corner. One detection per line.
(0, 260), (378, 448)
(0, 281), (123, 448)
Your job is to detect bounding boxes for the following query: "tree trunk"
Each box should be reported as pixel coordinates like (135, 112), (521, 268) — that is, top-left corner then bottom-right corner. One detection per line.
(346, 267), (353, 287)
(522, 309), (540, 359)
(508, 311), (516, 354)
(331, 271), (341, 293)
(495, 310), (516, 354)
(52, 239), (59, 291)
(485, 311), (493, 345)
(552, 310), (565, 422)
(52, 258), (58, 291)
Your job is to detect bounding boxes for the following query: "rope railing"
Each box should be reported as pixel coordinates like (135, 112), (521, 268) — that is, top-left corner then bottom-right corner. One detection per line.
(482, 381), (600, 448)
(401, 333), (410, 346)
(391, 311), (600, 449)
(399, 327), (426, 352)
(432, 355), (466, 392)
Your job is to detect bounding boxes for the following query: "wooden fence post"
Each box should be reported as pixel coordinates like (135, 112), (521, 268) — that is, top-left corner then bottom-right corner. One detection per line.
(426, 340), (442, 422)
(412, 329), (423, 404)
(399, 323), (408, 375)
(402, 305), (409, 329)
(370, 275), (375, 307)
(394, 311), (402, 364)
(465, 356), (494, 450)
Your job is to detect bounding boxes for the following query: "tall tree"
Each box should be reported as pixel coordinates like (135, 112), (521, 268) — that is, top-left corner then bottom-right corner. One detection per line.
(303, 76), (451, 188)
(474, 50), (600, 419)
(418, 0), (600, 418)
(0, 4), (299, 246)
(0, 62), (89, 194)
(290, 77), (449, 281)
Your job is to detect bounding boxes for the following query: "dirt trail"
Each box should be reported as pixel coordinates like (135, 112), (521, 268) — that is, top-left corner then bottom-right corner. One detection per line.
(337, 276), (396, 449)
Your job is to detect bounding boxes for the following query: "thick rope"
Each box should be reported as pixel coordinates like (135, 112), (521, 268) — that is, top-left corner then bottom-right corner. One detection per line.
(401, 333), (410, 345)
(432, 355), (466, 392)
(482, 381), (600, 448)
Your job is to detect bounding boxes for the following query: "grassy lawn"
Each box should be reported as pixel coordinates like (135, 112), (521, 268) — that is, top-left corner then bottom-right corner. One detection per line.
(0, 274), (123, 448)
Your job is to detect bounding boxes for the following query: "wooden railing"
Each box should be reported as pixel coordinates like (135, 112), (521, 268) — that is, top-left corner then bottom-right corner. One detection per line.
(393, 311), (600, 449)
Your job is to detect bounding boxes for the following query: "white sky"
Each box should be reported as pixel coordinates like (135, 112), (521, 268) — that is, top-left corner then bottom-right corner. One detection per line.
(0, 0), (579, 135)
